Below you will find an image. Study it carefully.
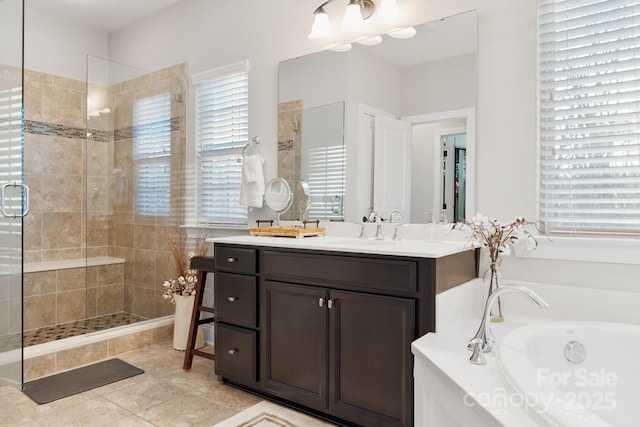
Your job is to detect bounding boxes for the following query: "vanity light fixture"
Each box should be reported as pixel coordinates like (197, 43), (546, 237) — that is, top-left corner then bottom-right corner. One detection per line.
(309, 0), (375, 40)
(309, 0), (414, 48)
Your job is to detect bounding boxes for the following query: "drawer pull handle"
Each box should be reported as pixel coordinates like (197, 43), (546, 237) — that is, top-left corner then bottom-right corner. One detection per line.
(227, 348), (239, 355)
(226, 257), (238, 263)
(227, 296), (238, 302)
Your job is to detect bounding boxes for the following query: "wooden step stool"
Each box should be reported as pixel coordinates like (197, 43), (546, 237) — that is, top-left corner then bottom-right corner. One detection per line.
(183, 256), (216, 370)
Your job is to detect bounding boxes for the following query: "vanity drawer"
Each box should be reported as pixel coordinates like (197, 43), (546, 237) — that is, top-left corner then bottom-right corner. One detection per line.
(215, 323), (258, 383)
(215, 272), (257, 328)
(262, 250), (417, 294)
(215, 245), (257, 274)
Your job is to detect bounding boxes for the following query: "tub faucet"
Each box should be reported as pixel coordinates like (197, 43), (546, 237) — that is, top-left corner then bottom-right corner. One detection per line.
(468, 284), (548, 365)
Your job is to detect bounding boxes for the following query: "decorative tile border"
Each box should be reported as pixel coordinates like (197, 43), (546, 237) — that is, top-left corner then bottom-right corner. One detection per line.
(24, 117), (181, 143)
(278, 139), (294, 151)
(114, 116), (181, 141)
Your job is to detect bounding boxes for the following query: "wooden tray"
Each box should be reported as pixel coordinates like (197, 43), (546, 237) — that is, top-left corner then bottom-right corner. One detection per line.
(249, 226), (325, 238)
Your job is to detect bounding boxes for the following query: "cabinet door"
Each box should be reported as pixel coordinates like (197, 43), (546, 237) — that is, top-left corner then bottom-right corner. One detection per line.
(329, 290), (415, 427)
(261, 281), (328, 411)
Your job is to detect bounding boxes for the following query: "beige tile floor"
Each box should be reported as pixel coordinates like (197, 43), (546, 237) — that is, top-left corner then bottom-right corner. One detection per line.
(0, 342), (262, 426)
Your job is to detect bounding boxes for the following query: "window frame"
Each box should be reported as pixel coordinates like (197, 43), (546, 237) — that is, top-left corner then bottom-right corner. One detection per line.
(537, 0), (640, 237)
(191, 60), (249, 227)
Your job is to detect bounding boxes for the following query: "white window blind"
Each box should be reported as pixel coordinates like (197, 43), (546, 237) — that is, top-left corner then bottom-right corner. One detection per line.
(307, 145), (346, 220)
(194, 61), (248, 225)
(539, 0), (640, 235)
(133, 93), (172, 217)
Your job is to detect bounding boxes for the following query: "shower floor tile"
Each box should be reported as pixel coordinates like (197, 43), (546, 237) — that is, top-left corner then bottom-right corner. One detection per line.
(0, 312), (149, 352)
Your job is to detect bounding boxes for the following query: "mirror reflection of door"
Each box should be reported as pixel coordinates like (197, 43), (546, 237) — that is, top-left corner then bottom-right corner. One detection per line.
(440, 132), (466, 223)
(373, 116), (412, 221)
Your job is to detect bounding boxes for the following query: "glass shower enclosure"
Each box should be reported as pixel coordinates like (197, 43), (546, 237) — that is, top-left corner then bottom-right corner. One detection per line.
(0, 0), (25, 387)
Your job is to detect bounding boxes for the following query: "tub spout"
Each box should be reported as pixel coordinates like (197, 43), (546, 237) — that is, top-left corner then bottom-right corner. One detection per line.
(468, 284), (548, 364)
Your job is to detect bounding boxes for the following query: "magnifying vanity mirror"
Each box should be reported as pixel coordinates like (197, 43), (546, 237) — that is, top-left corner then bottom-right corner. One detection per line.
(277, 10), (477, 224)
(264, 177), (293, 225)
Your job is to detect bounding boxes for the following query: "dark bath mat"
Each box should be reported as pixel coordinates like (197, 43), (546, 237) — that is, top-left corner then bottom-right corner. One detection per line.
(23, 358), (144, 404)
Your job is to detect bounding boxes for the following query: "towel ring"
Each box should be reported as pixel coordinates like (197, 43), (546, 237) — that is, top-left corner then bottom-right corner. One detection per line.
(242, 136), (261, 158)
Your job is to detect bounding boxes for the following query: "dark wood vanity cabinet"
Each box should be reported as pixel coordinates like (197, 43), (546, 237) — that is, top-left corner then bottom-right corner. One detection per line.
(213, 243), (476, 427)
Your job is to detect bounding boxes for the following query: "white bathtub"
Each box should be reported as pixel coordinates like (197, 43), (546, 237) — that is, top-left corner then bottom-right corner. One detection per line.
(498, 321), (640, 427)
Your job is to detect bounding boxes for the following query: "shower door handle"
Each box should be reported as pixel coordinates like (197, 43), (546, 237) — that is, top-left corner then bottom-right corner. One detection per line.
(1, 181), (30, 218)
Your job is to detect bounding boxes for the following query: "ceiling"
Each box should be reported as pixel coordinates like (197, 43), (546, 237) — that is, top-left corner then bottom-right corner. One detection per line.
(26, 0), (184, 32)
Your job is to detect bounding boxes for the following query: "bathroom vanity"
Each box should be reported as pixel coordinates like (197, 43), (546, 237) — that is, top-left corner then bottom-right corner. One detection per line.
(211, 235), (477, 427)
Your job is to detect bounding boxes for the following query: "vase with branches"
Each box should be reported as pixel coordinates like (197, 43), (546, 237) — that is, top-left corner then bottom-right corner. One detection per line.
(162, 228), (210, 350)
(162, 229), (210, 304)
(452, 213), (540, 321)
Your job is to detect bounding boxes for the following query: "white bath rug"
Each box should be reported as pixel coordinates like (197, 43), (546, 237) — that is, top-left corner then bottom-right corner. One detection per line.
(213, 400), (337, 427)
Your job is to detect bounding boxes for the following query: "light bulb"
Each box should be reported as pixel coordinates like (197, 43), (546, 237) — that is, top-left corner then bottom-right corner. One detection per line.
(331, 44), (353, 52)
(377, 0), (399, 25)
(357, 35), (382, 46)
(388, 26), (416, 39)
(342, 1), (364, 33)
(309, 8), (332, 41)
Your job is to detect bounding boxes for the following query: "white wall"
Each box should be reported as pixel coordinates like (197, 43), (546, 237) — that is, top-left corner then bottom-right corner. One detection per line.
(24, 0), (640, 293)
(0, 0), (23, 69)
(278, 50), (349, 109)
(402, 53), (476, 117)
(24, 7), (108, 81)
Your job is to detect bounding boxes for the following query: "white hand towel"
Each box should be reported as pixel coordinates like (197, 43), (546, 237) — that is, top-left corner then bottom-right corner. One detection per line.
(243, 152), (261, 183)
(239, 153), (265, 208)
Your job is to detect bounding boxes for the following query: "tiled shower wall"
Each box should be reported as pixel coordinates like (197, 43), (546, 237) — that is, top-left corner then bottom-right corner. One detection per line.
(278, 99), (303, 221)
(20, 63), (187, 330)
(109, 63), (187, 320)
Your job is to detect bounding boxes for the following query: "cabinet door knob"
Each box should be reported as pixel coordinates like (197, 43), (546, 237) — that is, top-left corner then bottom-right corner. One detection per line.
(227, 296), (238, 302)
(226, 257), (238, 263)
(328, 299), (335, 309)
(227, 348), (239, 355)
(318, 297), (324, 307)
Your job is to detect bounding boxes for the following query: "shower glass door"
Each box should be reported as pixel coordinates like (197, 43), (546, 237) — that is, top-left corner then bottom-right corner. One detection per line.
(0, 0), (25, 387)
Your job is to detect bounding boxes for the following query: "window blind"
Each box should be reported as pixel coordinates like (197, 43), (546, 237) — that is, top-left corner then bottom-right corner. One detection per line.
(307, 145), (346, 220)
(133, 93), (172, 217)
(539, 0), (640, 235)
(194, 61), (248, 225)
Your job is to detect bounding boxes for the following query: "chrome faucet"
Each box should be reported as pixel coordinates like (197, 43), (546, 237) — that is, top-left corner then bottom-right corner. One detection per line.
(365, 211), (385, 240)
(468, 284), (548, 365)
(389, 211), (402, 223)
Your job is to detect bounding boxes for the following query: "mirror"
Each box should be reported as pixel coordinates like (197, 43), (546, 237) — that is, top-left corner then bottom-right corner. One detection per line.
(278, 10), (477, 223)
(264, 177), (293, 225)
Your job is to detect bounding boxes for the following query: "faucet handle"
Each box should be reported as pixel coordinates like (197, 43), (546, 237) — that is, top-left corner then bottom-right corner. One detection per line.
(357, 222), (368, 239)
(392, 224), (407, 241)
(468, 339), (486, 365)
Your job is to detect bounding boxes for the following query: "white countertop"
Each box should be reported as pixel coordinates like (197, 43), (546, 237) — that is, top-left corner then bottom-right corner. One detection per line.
(209, 234), (471, 258)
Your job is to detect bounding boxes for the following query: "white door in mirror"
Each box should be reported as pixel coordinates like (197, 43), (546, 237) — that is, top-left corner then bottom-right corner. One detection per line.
(373, 116), (411, 222)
